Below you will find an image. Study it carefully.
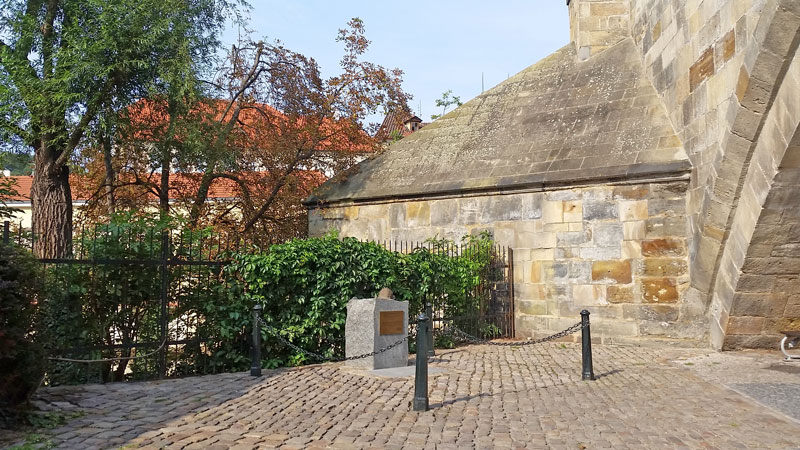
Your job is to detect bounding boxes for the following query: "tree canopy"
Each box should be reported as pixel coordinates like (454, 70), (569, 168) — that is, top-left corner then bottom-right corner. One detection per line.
(77, 18), (410, 243)
(0, 0), (236, 256)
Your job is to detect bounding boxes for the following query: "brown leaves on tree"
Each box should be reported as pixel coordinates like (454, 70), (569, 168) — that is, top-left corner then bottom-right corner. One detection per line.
(79, 19), (410, 243)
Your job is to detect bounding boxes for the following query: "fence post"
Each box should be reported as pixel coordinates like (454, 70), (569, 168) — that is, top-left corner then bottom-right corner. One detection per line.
(2, 221), (8, 244)
(251, 304), (263, 377)
(413, 313), (430, 411)
(581, 310), (595, 381)
(425, 302), (435, 358)
(158, 231), (169, 379)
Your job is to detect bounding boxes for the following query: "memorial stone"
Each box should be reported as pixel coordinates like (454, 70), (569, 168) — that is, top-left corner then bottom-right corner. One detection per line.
(345, 289), (409, 369)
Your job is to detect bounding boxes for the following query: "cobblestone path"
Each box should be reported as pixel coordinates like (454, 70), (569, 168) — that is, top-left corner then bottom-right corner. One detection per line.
(9, 343), (800, 449)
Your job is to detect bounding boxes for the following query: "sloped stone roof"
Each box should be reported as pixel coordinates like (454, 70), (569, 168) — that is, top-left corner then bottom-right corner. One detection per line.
(308, 38), (690, 205)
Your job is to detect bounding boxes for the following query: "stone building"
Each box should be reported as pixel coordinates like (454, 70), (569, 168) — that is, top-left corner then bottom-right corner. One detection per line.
(305, 0), (800, 349)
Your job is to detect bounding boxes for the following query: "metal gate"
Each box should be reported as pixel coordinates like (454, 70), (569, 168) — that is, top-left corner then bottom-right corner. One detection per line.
(3, 221), (245, 384)
(384, 239), (515, 340)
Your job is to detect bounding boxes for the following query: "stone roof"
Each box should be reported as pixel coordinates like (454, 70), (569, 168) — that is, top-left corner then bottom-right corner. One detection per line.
(307, 38), (690, 206)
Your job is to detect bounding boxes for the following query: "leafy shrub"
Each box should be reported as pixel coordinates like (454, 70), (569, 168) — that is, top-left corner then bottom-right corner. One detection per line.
(0, 244), (45, 423)
(222, 231), (494, 367)
(41, 214), (169, 384)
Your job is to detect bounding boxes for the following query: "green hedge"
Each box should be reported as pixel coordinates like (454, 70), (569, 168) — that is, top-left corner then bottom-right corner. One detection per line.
(0, 244), (45, 424)
(219, 232), (493, 368)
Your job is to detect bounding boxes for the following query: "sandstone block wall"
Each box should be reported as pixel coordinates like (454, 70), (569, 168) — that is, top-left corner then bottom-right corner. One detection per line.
(630, 0), (763, 291)
(570, 0), (631, 60)
(310, 180), (702, 343)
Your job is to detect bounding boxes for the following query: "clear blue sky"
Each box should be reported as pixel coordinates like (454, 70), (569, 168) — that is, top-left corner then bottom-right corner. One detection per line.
(222, 1), (570, 125)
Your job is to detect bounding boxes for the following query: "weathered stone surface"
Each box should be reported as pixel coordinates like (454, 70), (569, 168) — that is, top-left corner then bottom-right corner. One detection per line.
(592, 260), (632, 284)
(689, 47), (714, 92)
(584, 201), (619, 221)
(573, 284), (607, 306)
(480, 195), (523, 223)
(645, 216), (686, 237)
(593, 223), (623, 247)
(389, 203), (406, 229)
(607, 285), (634, 303)
(430, 199), (458, 226)
(623, 304), (679, 321)
(557, 230), (591, 246)
(518, 300), (547, 316)
(345, 297), (408, 369)
(641, 278), (679, 304)
(726, 316), (765, 335)
(307, 39), (688, 206)
(619, 200), (648, 221)
(641, 258), (688, 277)
(613, 185), (649, 200)
(730, 293), (787, 318)
(406, 202), (430, 228)
(641, 238), (686, 257)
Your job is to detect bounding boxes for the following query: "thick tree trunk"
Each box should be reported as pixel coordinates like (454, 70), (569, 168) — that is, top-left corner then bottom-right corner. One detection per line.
(32, 146), (73, 258)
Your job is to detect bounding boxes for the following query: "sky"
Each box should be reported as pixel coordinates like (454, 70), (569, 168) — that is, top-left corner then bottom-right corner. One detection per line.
(222, 1), (570, 125)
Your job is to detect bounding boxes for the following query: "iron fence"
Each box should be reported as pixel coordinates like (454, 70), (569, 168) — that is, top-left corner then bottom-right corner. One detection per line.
(3, 221), (253, 385)
(392, 239), (515, 341)
(3, 220), (514, 384)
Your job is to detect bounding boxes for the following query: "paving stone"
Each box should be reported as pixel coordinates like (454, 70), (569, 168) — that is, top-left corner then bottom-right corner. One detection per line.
(17, 345), (800, 450)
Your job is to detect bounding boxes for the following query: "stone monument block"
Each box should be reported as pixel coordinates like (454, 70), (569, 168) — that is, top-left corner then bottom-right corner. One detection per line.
(345, 293), (409, 369)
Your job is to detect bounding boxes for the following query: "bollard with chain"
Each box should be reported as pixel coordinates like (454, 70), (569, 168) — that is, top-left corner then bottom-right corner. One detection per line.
(425, 302), (435, 358)
(251, 304), (263, 377)
(580, 310), (595, 381)
(413, 313), (430, 411)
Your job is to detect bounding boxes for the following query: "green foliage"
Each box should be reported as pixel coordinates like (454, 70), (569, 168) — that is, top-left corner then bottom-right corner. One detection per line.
(0, 0), (236, 149)
(0, 151), (32, 175)
(0, 243), (45, 422)
(222, 231), (494, 367)
(8, 433), (55, 450)
(25, 410), (85, 429)
(0, 153), (22, 220)
(35, 221), (496, 381)
(42, 212), (244, 383)
(42, 213), (174, 384)
(430, 89), (463, 120)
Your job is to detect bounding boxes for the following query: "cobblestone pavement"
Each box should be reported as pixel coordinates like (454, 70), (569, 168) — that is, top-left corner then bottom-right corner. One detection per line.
(678, 350), (800, 422)
(7, 343), (800, 449)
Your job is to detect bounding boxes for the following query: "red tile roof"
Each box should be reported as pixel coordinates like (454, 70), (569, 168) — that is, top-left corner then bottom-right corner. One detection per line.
(5, 171), (325, 204)
(375, 110), (425, 142)
(127, 98), (376, 154)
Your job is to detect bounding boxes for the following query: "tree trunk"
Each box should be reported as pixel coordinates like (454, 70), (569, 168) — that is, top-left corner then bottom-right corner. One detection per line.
(32, 146), (73, 258)
(101, 130), (116, 216)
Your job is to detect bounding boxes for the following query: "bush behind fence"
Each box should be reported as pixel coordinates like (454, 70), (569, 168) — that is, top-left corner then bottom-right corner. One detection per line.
(3, 219), (512, 385)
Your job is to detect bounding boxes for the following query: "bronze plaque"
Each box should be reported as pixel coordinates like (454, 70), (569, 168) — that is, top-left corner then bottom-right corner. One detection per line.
(379, 311), (404, 335)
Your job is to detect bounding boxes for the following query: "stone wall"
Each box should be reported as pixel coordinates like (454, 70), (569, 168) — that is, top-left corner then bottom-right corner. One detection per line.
(629, 0), (765, 294)
(309, 179), (703, 343)
(626, 0), (800, 348)
(570, 0), (631, 60)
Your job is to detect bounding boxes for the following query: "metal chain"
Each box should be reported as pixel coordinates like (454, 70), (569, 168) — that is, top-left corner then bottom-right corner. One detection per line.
(436, 321), (586, 346)
(48, 339), (167, 363)
(256, 316), (412, 363)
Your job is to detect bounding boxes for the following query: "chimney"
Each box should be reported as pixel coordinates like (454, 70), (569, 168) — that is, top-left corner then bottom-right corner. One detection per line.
(568, 0), (630, 61)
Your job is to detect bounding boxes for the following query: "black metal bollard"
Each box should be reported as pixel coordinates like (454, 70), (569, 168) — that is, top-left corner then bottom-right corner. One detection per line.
(581, 310), (595, 381)
(413, 313), (430, 411)
(251, 304), (263, 377)
(425, 302), (435, 358)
